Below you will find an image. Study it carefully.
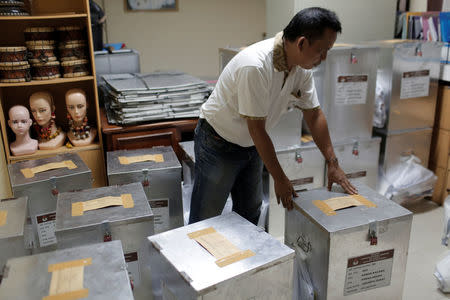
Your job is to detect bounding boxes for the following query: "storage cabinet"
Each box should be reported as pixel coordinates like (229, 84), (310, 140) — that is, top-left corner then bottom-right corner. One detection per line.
(0, 0), (106, 187)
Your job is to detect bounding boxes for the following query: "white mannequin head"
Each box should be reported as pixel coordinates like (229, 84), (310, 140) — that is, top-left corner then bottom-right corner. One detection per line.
(8, 105), (32, 137)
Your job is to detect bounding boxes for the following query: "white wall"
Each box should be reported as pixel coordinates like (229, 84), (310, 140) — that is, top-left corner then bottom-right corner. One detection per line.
(409, 0), (428, 12)
(266, 0), (397, 43)
(99, 0), (265, 78)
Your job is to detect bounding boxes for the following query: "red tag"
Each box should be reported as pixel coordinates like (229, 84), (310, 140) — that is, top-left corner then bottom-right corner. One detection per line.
(51, 189), (59, 196)
(104, 234), (112, 242)
(296, 157), (303, 163)
(352, 149), (359, 156)
(142, 180), (149, 187)
(370, 236), (378, 245)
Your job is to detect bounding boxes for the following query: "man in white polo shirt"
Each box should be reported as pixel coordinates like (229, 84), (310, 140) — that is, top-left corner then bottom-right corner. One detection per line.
(190, 7), (357, 225)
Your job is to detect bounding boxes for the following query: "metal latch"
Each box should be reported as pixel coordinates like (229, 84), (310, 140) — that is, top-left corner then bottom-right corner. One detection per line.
(295, 151), (303, 163)
(368, 221), (378, 245)
(352, 140), (359, 157)
(142, 168), (149, 187)
(50, 176), (58, 196)
(102, 222), (112, 242)
(296, 233), (312, 253)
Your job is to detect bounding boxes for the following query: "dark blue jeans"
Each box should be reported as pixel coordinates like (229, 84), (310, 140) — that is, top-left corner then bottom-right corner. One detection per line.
(189, 119), (263, 225)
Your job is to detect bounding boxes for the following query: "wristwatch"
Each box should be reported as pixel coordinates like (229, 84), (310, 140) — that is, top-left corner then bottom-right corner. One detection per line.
(326, 157), (338, 166)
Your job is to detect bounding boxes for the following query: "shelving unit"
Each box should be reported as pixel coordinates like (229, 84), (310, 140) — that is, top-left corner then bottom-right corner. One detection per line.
(0, 0), (106, 187)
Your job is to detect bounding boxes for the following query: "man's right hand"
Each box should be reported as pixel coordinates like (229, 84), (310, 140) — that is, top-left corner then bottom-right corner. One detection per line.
(274, 176), (297, 210)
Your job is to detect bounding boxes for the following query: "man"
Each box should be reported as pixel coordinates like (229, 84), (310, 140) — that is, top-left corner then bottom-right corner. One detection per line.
(189, 7), (357, 225)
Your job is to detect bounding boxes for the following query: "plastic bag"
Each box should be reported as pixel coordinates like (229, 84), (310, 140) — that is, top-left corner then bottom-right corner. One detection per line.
(443, 196), (450, 246)
(292, 247), (315, 300)
(383, 155), (437, 204)
(373, 84), (387, 128)
(435, 252), (450, 293)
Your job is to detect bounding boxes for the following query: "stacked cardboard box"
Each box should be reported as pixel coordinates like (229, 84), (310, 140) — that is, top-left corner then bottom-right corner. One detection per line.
(430, 84), (450, 204)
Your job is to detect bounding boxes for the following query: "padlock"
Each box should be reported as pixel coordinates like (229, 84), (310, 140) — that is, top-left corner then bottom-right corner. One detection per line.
(352, 141), (359, 157)
(295, 151), (303, 163)
(142, 168), (150, 187)
(103, 233), (112, 242)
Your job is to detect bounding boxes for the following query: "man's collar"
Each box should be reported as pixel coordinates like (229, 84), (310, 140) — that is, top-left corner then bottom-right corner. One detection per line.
(273, 31), (289, 73)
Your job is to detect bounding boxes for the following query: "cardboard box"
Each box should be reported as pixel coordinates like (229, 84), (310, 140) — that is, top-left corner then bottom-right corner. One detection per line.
(430, 128), (450, 169)
(436, 85), (450, 131)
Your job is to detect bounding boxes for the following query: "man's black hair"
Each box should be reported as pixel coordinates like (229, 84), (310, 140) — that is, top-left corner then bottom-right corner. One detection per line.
(283, 7), (342, 43)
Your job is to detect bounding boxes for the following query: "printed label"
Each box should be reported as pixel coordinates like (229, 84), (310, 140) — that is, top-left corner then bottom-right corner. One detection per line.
(346, 171), (367, 179)
(125, 252), (140, 287)
(335, 75), (368, 105)
(36, 211), (57, 247)
(291, 177), (314, 186)
(344, 249), (394, 296)
(400, 70), (430, 99)
(149, 199), (170, 233)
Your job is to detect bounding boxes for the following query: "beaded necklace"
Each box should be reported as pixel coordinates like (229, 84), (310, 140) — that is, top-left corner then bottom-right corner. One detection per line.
(67, 114), (90, 140)
(34, 116), (60, 142)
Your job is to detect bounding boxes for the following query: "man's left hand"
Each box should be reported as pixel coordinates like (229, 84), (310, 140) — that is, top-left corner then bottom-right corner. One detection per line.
(327, 162), (358, 195)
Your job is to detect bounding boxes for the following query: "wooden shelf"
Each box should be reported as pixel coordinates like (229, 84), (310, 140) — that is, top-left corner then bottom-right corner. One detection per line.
(0, 76), (94, 88)
(8, 142), (101, 162)
(0, 13), (87, 21)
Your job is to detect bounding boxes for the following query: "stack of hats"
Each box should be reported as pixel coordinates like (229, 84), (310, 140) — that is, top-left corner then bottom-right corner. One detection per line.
(57, 26), (90, 78)
(0, 0), (29, 16)
(24, 26), (61, 80)
(0, 46), (30, 83)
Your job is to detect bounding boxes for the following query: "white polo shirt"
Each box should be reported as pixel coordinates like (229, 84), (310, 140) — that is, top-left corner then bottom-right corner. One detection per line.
(200, 32), (320, 147)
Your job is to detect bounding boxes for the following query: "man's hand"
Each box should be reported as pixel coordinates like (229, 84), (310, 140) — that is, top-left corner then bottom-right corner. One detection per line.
(327, 160), (358, 194)
(274, 176), (297, 210)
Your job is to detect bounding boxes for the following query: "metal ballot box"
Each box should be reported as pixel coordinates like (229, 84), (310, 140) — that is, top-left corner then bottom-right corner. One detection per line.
(313, 44), (379, 141)
(267, 143), (325, 242)
(145, 212), (295, 300)
(55, 182), (153, 300)
(8, 153), (92, 251)
(369, 40), (441, 131)
(326, 137), (381, 189)
(0, 240), (134, 300)
(107, 146), (182, 233)
(285, 181), (412, 300)
(0, 196), (30, 281)
(374, 127), (433, 178)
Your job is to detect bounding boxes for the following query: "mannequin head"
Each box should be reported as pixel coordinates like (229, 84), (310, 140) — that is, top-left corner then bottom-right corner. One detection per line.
(65, 88), (87, 123)
(8, 105), (32, 136)
(29, 91), (55, 127)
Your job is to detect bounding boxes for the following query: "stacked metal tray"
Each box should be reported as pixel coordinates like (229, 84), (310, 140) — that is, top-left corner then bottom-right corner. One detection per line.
(102, 71), (212, 124)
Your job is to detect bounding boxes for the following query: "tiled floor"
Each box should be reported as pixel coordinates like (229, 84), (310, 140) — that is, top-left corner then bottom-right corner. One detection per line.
(402, 199), (450, 299)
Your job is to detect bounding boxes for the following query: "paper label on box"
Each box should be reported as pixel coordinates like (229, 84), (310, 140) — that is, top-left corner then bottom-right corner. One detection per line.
(335, 75), (368, 105)
(36, 211), (57, 247)
(149, 199), (170, 233)
(346, 170), (367, 179)
(400, 70), (430, 99)
(344, 249), (394, 296)
(125, 252), (141, 287)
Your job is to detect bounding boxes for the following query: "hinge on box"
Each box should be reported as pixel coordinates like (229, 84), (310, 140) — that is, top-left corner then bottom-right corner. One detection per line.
(296, 233), (312, 253)
(368, 221), (378, 245)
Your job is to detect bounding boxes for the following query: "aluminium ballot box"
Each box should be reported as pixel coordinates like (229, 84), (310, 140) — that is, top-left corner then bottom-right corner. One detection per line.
(8, 153), (92, 251)
(267, 142), (325, 242)
(146, 212), (295, 300)
(325, 137), (381, 190)
(0, 240), (134, 300)
(107, 146), (182, 233)
(0, 196), (30, 281)
(55, 182), (153, 300)
(312, 44), (379, 141)
(285, 181), (412, 300)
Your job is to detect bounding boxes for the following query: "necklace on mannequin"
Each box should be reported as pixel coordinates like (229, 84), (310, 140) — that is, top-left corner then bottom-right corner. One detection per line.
(67, 114), (90, 140)
(34, 113), (60, 141)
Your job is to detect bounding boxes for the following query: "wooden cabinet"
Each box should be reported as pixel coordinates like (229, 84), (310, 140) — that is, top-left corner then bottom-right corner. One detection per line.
(101, 109), (197, 160)
(0, 0), (106, 187)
